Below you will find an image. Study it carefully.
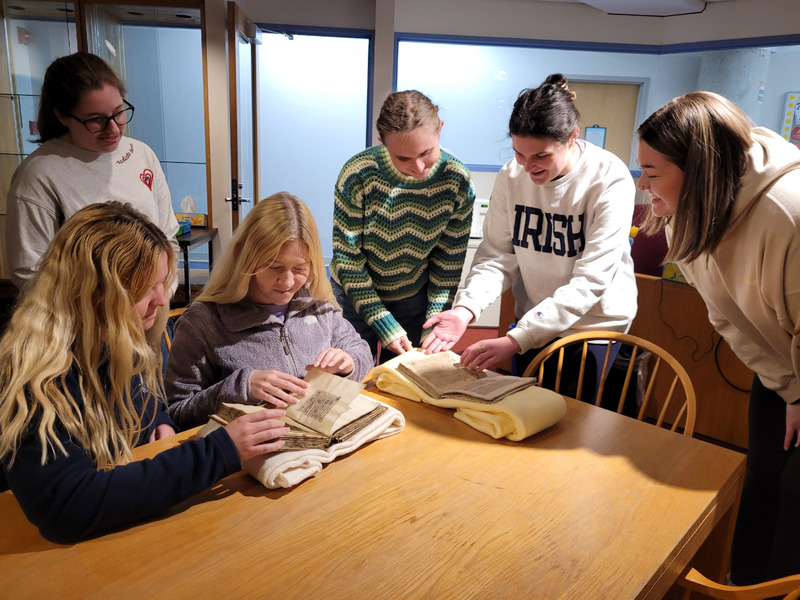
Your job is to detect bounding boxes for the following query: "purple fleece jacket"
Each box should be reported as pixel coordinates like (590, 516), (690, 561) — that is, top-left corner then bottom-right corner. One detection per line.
(165, 288), (372, 429)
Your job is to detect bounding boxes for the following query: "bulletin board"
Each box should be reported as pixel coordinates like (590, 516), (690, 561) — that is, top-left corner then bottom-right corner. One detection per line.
(780, 92), (800, 149)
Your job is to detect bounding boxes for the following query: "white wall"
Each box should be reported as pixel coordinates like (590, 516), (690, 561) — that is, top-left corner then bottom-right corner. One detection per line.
(393, 0), (663, 44)
(203, 0), (800, 250)
(236, 0), (800, 46)
(236, 0), (375, 30)
(660, 0), (800, 44)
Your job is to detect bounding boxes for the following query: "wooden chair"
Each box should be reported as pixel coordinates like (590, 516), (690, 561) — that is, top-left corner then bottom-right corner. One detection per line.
(522, 330), (697, 436)
(678, 565), (800, 599)
(163, 306), (188, 352)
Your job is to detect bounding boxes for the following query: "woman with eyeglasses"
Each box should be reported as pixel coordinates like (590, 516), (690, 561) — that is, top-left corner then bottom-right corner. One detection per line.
(5, 51), (179, 291)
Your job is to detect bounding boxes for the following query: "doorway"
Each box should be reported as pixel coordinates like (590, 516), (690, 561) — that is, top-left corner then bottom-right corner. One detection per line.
(257, 28), (371, 261)
(570, 80), (641, 166)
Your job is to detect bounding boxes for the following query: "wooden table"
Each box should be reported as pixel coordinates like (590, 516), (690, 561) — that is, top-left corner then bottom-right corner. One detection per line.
(175, 226), (217, 304)
(0, 383), (745, 600)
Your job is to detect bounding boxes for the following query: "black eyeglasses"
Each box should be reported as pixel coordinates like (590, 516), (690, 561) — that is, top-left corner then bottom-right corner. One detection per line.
(67, 100), (135, 133)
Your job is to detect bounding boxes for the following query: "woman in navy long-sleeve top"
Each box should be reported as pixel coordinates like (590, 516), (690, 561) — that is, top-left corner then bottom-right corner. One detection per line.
(0, 202), (288, 544)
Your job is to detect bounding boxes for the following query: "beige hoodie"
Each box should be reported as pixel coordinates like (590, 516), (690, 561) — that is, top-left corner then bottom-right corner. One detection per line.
(678, 128), (800, 402)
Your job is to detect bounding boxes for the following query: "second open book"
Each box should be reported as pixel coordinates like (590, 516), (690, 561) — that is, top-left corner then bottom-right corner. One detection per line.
(396, 351), (535, 403)
(211, 367), (387, 451)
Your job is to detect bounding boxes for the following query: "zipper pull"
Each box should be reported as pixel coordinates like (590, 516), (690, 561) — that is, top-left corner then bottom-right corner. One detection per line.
(280, 325), (290, 355)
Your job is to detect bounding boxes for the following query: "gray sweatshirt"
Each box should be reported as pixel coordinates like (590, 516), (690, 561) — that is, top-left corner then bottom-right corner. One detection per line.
(5, 136), (179, 290)
(165, 289), (372, 429)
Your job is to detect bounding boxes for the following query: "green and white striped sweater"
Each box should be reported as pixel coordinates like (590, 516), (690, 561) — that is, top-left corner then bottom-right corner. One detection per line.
(331, 144), (475, 346)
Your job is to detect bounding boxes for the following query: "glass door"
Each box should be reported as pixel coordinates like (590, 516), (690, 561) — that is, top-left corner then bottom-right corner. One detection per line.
(82, 1), (209, 275)
(1, 0), (211, 292)
(226, 1), (257, 230)
(256, 29), (370, 261)
(0, 0), (78, 279)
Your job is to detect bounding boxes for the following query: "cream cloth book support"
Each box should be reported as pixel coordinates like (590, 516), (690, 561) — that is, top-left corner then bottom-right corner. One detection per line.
(198, 395), (405, 489)
(373, 350), (566, 441)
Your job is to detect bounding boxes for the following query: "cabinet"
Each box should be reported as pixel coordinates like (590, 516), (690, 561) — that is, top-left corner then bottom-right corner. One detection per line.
(0, 7), (79, 279)
(497, 273), (751, 448)
(629, 274), (750, 448)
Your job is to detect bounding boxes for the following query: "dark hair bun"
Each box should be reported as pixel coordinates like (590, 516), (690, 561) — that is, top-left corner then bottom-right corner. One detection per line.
(544, 73), (575, 99)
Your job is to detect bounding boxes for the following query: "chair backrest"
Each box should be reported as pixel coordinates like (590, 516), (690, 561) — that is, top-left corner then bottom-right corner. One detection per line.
(787, 586), (800, 600)
(522, 330), (697, 436)
(679, 566), (800, 599)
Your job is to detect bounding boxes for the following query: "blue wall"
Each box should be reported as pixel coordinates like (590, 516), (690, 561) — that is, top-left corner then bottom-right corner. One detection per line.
(396, 38), (799, 170)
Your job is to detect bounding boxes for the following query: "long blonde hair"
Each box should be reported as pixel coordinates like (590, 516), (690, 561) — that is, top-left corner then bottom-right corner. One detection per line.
(199, 192), (336, 306)
(0, 202), (176, 469)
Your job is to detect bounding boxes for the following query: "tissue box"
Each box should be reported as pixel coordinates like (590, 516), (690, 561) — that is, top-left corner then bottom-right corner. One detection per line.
(177, 221), (192, 235)
(175, 213), (208, 227)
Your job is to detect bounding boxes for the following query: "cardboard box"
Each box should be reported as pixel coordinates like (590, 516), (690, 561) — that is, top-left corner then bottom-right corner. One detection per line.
(175, 213), (208, 227)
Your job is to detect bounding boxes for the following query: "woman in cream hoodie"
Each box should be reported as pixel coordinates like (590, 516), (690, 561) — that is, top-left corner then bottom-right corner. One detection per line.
(636, 91), (800, 585)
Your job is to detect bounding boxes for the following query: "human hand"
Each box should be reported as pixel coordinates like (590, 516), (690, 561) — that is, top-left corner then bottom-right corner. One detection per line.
(225, 409), (288, 461)
(421, 307), (474, 354)
(384, 335), (413, 356)
(459, 335), (522, 373)
(784, 402), (800, 450)
(148, 423), (177, 443)
(249, 369), (307, 408)
(310, 347), (354, 375)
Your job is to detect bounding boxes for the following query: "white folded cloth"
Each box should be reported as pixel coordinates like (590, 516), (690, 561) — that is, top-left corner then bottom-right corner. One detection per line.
(373, 351), (566, 441)
(197, 395), (405, 489)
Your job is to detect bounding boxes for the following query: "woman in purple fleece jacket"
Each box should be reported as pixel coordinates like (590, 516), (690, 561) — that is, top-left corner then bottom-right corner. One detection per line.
(0, 202), (288, 543)
(165, 192), (372, 430)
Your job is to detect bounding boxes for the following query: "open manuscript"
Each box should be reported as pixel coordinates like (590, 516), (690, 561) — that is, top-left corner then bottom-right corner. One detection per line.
(211, 368), (387, 451)
(397, 351), (535, 404)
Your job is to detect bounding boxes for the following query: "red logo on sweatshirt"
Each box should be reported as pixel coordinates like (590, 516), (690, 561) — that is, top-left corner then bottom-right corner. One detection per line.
(139, 169), (154, 190)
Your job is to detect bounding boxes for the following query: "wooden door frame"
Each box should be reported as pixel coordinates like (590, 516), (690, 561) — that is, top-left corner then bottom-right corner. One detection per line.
(226, 1), (259, 230)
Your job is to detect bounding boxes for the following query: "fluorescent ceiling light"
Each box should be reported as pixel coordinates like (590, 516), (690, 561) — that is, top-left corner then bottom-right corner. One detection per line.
(581, 0), (707, 16)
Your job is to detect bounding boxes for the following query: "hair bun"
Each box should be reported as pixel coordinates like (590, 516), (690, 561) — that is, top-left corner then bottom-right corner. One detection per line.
(544, 73), (576, 100)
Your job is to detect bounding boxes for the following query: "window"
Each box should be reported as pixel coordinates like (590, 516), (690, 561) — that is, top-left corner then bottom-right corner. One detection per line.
(396, 37), (800, 170)
(257, 27), (371, 262)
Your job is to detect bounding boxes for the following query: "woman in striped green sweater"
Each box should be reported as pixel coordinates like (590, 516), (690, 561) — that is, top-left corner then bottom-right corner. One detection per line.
(330, 90), (475, 362)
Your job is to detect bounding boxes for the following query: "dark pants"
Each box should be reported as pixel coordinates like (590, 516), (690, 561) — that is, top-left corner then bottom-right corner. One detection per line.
(513, 338), (623, 410)
(331, 280), (428, 364)
(730, 375), (800, 584)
